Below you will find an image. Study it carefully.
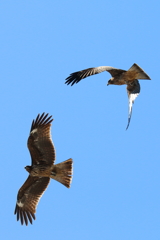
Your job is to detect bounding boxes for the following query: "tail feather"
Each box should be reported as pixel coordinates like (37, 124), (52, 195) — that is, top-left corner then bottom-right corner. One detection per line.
(51, 158), (73, 188)
(128, 63), (151, 80)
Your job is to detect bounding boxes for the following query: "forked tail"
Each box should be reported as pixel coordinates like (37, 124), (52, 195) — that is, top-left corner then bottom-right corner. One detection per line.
(51, 158), (73, 188)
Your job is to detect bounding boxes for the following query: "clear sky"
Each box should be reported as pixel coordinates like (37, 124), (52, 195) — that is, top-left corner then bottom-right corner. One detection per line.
(1, 1), (159, 239)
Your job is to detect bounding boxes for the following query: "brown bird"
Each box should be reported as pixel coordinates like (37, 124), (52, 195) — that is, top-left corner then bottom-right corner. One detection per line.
(14, 113), (73, 225)
(65, 63), (151, 129)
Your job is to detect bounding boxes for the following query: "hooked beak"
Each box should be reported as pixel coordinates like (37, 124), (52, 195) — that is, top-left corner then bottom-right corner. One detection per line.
(107, 80), (111, 86)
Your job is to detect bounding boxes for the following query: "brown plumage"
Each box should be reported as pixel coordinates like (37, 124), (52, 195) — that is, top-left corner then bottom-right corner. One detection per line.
(65, 63), (151, 129)
(14, 113), (73, 225)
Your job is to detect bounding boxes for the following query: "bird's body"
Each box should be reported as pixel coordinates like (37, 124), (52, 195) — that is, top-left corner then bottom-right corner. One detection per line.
(15, 113), (73, 225)
(108, 75), (126, 85)
(25, 164), (56, 177)
(65, 63), (151, 129)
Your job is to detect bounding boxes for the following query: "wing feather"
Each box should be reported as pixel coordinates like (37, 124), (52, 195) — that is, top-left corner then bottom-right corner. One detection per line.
(19, 209), (24, 225)
(15, 176), (50, 225)
(23, 210), (28, 226)
(126, 80), (140, 130)
(28, 113), (55, 166)
(26, 211), (33, 225)
(65, 66), (126, 86)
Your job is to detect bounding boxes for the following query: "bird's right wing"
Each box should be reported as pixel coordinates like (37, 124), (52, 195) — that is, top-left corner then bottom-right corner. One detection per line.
(27, 113), (55, 166)
(65, 66), (125, 86)
(128, 63), (151, 80)
(126, 80), (140, 130)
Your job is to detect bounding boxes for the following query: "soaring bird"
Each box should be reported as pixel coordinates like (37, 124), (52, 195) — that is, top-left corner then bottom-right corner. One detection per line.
(14, 113), (73, 225)
(65, 63), (151, 129)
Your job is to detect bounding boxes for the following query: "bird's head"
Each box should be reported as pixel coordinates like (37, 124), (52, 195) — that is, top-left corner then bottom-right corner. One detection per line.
(25, 166), (32, 173)
(107, 79), (113, 86)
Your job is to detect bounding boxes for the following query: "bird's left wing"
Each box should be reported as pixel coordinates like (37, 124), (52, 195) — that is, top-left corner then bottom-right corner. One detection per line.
(126, 80), (140, 130)
(65, 66), (125, 86)
(14, 176), (50, 225)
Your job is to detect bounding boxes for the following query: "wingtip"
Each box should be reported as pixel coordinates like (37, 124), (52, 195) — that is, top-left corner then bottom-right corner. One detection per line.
(126, 115), (132, 130)
(14, 204), (36, 226)
(126, 125), (129, 130)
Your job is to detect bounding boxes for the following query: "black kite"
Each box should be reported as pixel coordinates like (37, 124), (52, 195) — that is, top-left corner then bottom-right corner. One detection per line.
(65, 63), (151, 129)
(14, 113), (73, 225)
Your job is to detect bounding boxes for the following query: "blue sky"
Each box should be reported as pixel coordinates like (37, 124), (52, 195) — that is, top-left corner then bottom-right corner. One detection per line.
(1, 1), (159, 239)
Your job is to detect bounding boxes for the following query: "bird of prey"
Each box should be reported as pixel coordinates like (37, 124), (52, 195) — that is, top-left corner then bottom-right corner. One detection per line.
(14, 113), (73, 225)
(65, 63), (151, 129)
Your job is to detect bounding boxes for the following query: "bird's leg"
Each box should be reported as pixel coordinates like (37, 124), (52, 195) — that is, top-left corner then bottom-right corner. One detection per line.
(125, 80), (134, 86)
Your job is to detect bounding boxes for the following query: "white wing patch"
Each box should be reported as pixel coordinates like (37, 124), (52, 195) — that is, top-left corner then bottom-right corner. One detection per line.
(17, 201), (24, 208)
(30, 129), (37, 134)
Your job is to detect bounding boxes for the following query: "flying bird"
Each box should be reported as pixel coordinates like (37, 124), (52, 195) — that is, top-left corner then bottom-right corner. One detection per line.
(65, 63), (151, 129)
(14, 113), (73, 225)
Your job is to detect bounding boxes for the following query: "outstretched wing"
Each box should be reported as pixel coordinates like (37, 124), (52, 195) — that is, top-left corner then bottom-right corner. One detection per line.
(65, 66), (125, 86)
(14, 176), (50, 225)
(28, 113), (55, 166)
(126, 80), (140, 130)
